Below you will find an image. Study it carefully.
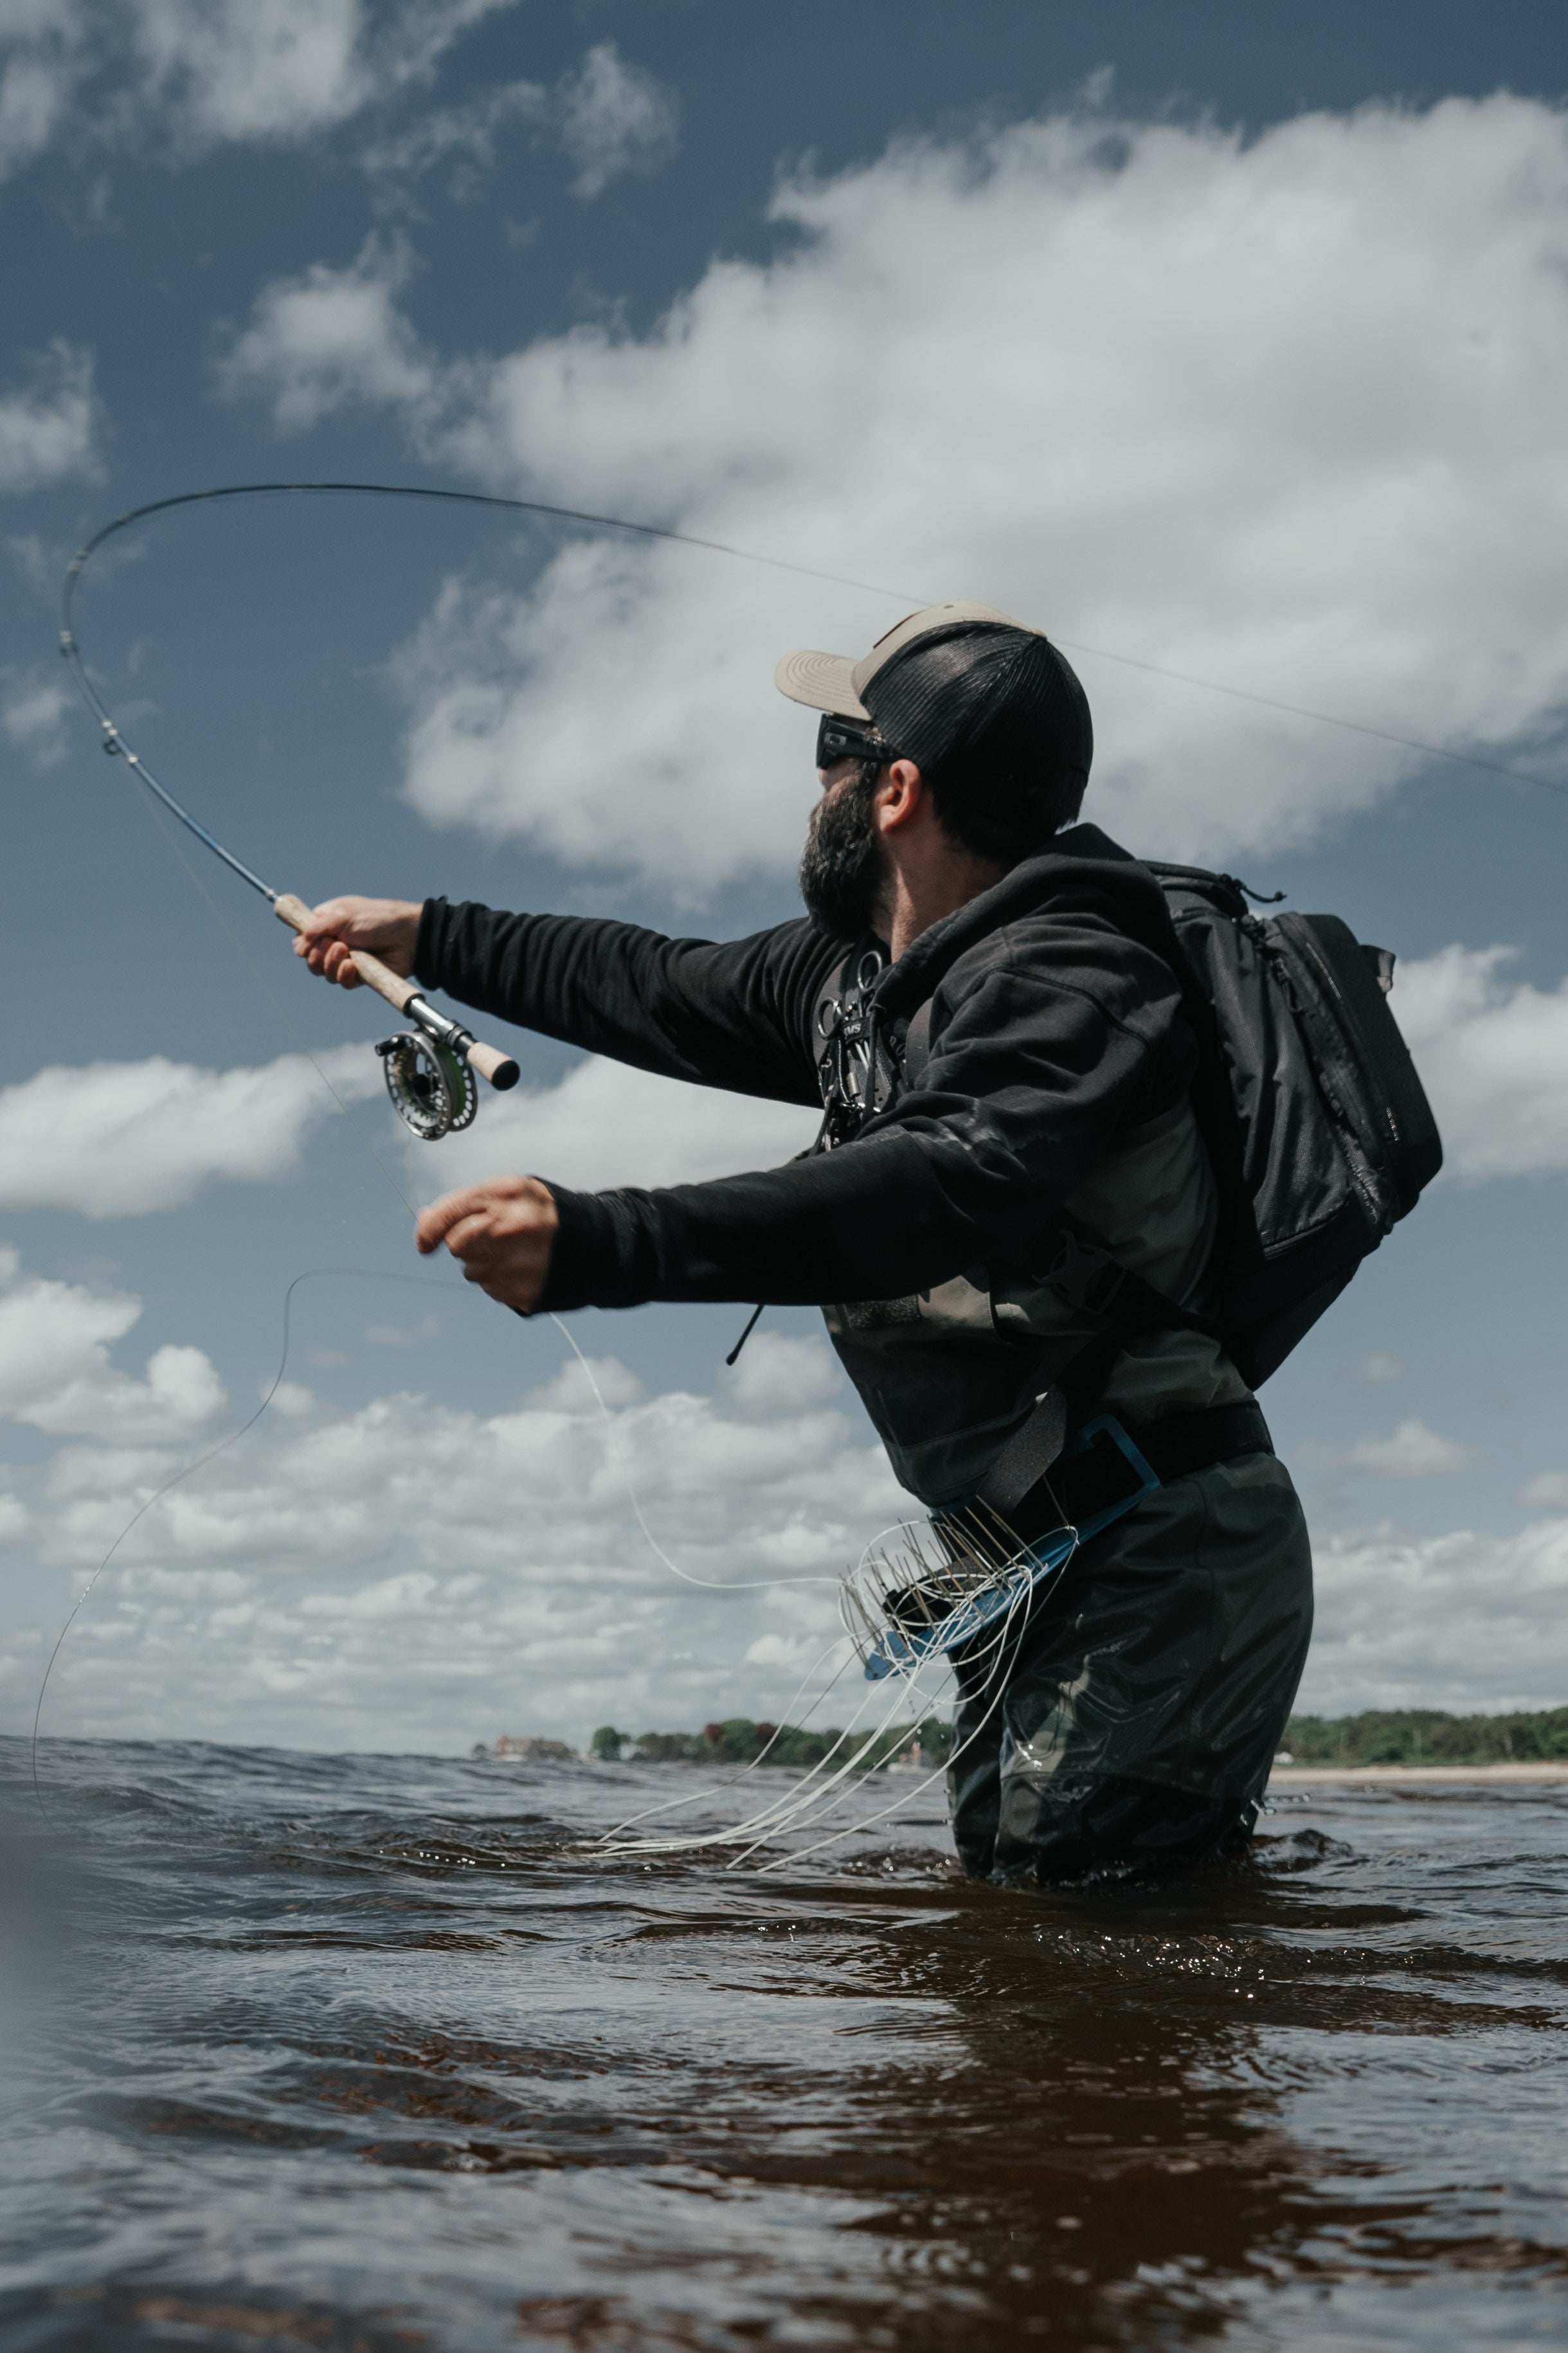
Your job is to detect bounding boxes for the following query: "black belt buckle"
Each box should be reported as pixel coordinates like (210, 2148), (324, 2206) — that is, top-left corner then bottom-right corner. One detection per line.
(1064, 1413), (1162, 1541)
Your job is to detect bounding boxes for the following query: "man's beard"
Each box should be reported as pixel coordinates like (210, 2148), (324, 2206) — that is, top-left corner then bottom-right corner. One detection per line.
(798, 765), (887, 938)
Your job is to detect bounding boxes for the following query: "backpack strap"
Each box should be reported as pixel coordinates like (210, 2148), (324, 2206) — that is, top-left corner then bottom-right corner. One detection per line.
(902, 997), (935, 1087)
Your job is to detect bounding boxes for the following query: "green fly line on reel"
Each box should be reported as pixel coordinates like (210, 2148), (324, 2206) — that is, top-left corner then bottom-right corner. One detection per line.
(374, 1030), (479, 1141)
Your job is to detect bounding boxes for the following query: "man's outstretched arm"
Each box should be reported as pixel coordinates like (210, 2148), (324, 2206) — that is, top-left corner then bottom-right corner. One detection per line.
(294, 894), (843, 1107)
(415, 922), (1190, 1319)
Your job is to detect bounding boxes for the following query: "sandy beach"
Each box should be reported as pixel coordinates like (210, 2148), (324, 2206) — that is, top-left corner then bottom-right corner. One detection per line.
(1269, 1761), (1568, 1785)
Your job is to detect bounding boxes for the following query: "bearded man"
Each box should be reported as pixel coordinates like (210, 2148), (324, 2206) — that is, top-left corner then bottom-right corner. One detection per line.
(297, 602), (1312, 1882)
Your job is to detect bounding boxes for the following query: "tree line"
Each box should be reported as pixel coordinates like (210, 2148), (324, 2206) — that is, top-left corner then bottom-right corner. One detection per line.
(1283, 1706), (1568, 1766)
(590, 1716), (953, 1768)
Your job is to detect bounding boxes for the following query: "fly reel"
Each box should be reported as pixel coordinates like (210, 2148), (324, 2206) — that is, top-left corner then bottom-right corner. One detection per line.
(375, 1031), (478, 1141)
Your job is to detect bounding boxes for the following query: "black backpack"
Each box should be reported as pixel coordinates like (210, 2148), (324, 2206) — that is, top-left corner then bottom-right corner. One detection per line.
(1139, 864), (1441, 1386)
(814, 861), (1442, 1396)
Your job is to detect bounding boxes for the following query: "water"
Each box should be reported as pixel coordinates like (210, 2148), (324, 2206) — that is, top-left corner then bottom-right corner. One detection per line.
(3, 1738), (1567, 2351)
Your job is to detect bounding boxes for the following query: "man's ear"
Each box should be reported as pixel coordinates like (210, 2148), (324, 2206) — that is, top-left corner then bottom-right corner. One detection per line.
(875, 759), (926, 834)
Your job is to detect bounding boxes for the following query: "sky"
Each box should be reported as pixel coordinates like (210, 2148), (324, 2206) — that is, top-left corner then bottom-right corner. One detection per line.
(3, 0), (1568, 1759)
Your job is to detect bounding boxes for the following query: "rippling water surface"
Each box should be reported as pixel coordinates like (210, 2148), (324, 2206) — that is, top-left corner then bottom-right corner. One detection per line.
(3, 1737), (1567, 2351)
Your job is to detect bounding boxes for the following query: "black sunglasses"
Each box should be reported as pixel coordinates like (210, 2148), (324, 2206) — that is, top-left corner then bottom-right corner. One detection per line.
(816, 713), (902, 770)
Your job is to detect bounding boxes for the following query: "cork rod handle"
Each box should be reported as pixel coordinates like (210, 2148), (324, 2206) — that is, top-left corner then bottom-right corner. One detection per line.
(464, 1038), (518, 1087)
(273, 893), (519, 1091)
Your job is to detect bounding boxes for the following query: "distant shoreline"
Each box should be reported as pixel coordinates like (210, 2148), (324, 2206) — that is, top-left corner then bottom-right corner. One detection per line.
(1269, 1761), (1568, 1785)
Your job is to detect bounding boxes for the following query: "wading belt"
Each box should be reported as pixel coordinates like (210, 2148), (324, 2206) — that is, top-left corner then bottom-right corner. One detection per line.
(981, 1398), (1274, 1552)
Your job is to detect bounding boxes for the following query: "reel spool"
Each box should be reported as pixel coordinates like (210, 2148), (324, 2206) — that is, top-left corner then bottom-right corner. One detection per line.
(375, 1031), (479, 1141)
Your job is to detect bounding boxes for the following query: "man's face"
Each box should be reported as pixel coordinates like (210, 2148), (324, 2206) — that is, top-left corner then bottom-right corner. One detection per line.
(798, 757), (888, 938)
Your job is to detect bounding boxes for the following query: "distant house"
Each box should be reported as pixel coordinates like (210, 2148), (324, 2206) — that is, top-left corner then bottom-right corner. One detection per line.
(887, 1740), (938, 1770)
(492, 1735), (579, 1763)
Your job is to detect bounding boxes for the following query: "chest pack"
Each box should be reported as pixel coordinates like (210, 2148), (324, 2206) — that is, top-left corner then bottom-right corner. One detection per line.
(811, 864), (1441, 1396)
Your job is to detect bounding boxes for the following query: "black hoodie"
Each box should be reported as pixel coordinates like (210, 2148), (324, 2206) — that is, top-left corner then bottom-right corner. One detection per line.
(415, 824), (1247, 1498)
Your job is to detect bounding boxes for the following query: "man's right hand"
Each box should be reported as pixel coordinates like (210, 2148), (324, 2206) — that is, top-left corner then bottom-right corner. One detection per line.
(293, 896), (424, 990)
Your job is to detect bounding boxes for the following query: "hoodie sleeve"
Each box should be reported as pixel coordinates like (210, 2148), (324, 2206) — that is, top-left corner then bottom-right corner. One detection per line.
(415, 898), (840, 1106)
(536, 907), (1196, 1314)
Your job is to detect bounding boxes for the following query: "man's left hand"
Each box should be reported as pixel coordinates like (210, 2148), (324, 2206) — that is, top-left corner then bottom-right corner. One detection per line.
(415, 1175), (559, 1313)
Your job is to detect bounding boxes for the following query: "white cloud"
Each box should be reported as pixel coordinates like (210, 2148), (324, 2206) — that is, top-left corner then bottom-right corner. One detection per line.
(1354, 1353), (1405, 1386)
(1, 669), (70, 763)
(357, 42), (676, 206)
(0, 1046), (380, 1217)
(226, 51), (680, 422)
(0, 1247), (226, 1440)
(3, 9), (671, 198)
(0, 343), (97, 492)
(1394, 945), (1568, 1180)
(397, 556), (821, 888)
(129, 0), (369, 142)
(557, 41), (678, 200)
(361, 74), (543, 197)
(5, 531), (55, 594)
(0, 0), (518, 176)
(219, 237), (439, 432)
(0, 1302), (910, 1754)
(0, 6), (80, 181)
(275, 93), (1568, 891)
(406, 1054), (821, 1202)
(1518, 1473), (1568, 1513)
(525, 1350), (642, 1413)
(721, 1331), (843, 1424)
(1297, 1514), (1568, 1716)
(1342, 1419), (1485, 1479)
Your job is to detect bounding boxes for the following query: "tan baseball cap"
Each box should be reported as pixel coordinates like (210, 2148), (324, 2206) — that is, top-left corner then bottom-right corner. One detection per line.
(774, 601), (1034, 719)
